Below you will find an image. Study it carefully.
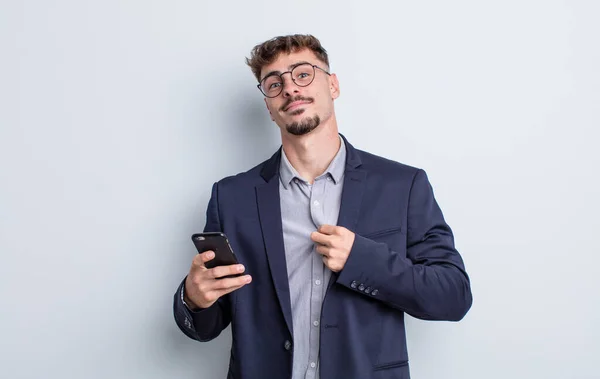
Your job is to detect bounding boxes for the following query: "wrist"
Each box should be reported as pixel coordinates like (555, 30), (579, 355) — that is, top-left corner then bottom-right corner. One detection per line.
(182, 285), (202, 311)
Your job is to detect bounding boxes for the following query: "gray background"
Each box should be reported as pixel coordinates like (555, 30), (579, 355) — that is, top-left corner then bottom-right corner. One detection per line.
(1, 1), (599, 378)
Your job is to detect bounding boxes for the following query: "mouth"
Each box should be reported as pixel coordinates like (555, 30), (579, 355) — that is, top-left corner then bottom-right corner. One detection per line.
(284, 100), (311, 112)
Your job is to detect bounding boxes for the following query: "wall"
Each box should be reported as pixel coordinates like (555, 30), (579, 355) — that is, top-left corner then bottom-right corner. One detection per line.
(1, 1), (598, 378)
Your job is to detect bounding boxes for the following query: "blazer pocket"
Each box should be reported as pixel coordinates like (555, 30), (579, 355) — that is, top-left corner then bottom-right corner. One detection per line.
(363, 226), (403, 239)
(373, 359), (409, 371)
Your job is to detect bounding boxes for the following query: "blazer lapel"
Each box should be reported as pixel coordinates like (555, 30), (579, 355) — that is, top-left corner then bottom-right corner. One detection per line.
(336, 170), (367, 231)
(328, 135), (367, 290)
(256, 149), (293, 336)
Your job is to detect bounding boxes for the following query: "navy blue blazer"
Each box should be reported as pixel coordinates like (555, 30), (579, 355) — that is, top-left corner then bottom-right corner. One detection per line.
(174, 135), (472, 379)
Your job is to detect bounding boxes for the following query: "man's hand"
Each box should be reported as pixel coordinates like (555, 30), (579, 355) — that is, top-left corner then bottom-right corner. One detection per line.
(184, 250), (252, 309)
(310, 225), (355, 273)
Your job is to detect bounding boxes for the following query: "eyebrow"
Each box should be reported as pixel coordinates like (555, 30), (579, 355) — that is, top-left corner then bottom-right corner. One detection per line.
(260, 61), (313, 82)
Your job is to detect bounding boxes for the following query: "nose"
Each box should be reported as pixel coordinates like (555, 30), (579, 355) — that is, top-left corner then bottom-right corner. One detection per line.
(281, 73), (300, 98)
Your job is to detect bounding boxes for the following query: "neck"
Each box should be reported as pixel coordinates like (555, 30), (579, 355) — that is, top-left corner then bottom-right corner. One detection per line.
(280, 118), (341, 184)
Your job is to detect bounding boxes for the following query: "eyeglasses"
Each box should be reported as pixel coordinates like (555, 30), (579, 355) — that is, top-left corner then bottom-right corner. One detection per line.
(257, 63), (331, 98)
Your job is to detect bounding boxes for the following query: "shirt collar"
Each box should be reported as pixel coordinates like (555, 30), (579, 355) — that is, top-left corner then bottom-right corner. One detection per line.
(279, 135), (346, 189)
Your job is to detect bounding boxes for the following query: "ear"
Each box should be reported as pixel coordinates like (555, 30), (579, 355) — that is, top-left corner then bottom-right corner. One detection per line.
(329, 73), (340, 100)
(264, 98), (275, 121)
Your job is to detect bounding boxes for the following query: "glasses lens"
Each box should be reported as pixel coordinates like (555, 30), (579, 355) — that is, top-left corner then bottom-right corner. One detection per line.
(261, 76), (283, 97)
(292, 64), (315, 87)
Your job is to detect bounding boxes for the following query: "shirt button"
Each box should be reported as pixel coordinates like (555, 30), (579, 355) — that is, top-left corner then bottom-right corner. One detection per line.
(313, 200), (320, 206)
(313, 320), (319, 327)
(315, 280), (321, 286)
(310, 362), (316, 368)
(327, 176), (332, 181)
(284, 340), (292, 351)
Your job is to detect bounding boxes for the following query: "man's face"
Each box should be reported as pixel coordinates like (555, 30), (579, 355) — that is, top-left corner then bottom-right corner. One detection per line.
(259, 49), (339, 136)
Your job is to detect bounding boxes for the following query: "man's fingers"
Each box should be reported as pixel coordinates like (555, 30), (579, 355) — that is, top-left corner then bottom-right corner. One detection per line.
(318, 224), (338, 235)
(311, 231), (331, 245)
(186, 261), (250, 309)
(193, 250), (215, 265)
(210, 264), (246, 279)
(322, 256), (341, 273)
(190, 251), (215, 274)
(315, 244), (329, 257)
(321, 255), (331, 269)
(312, 231), (341, 249)
(212, 275), (252, 290)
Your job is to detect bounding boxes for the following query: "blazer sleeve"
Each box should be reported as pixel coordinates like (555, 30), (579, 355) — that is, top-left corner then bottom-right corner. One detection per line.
(173, 182), (233, 341)
(336, 169), (473, 321)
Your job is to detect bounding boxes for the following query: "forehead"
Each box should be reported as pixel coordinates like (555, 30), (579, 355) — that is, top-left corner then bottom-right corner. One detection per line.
(260, 49), (325, 79)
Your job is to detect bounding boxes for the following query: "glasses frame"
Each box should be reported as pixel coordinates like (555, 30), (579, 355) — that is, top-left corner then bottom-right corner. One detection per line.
(257, 63), (331, 98)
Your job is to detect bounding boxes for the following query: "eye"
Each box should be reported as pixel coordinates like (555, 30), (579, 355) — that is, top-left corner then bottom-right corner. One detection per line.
(269, 82), (281, 90)
(297, 73), (309, 79)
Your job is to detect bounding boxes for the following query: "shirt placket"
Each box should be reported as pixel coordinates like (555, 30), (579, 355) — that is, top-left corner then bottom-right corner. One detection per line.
(306, 177), (327, 379)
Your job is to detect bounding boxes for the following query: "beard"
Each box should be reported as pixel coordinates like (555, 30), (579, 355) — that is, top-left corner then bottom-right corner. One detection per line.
(285, 110), (321, 136)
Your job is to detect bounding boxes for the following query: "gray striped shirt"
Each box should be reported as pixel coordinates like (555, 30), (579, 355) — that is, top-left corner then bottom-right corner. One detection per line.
(279, 137), (346, 379)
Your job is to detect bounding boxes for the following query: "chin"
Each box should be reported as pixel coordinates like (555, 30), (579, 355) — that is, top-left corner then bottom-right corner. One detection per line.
(284, 114), (321, 136)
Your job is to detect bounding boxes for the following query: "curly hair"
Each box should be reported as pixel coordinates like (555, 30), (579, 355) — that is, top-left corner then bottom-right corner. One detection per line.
(246, 34), (330, 82)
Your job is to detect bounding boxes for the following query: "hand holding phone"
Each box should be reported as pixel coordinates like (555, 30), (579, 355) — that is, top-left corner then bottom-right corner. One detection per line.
(191, 232), (240, 272)
(184, 233), (252, 310)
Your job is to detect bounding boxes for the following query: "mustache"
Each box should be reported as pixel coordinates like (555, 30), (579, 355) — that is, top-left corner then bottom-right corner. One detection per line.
(281, 96), (314, 111)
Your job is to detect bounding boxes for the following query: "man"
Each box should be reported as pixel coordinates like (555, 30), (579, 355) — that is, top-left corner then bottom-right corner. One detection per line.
(173, 34), (472, 379)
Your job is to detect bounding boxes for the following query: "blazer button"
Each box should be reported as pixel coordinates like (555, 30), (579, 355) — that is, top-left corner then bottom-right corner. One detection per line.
(364, 287), (372, 294)
(358, 284), (365, 291)
(284, 340), (292, 351)
(350, 281), (358, 289)
(371, 289), (379, 296)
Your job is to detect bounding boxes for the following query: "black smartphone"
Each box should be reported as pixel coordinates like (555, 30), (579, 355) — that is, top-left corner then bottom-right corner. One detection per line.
(191, 232), (241, 275)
